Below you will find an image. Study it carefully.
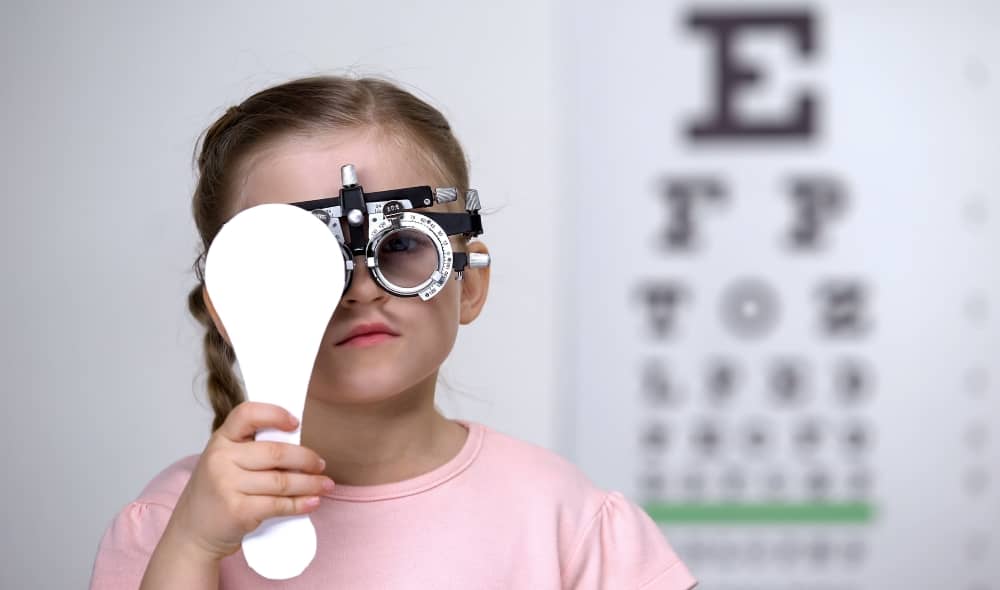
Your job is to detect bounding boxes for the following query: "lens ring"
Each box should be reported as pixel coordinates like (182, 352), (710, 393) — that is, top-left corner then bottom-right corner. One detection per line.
(370, 227), (441, 295)
(366, 214), (453, 298)
(374, 228), (440, 290)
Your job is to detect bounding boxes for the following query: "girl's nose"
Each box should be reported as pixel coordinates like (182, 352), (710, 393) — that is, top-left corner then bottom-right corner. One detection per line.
(342, 256), (388, 305)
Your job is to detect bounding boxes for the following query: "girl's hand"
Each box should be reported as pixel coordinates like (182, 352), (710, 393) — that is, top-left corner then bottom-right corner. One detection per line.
(163, 401), (333, 562)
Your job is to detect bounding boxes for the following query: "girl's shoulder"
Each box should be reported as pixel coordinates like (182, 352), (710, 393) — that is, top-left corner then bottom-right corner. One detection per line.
(133, 453), (201, 508)
(472, 423), (697, 588)
(476, 423), (588, 479)
(473, 422), (608, 505)
(89, 454), (201, 586)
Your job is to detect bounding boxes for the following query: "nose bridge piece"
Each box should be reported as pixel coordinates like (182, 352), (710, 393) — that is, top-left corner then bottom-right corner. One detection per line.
(342, 253), (384, 303)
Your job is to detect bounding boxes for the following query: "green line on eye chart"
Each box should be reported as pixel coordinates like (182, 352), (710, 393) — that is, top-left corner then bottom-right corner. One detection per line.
(643, 502), (875, 525)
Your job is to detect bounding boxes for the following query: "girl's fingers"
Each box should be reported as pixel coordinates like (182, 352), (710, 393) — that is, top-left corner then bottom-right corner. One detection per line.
(234, 441), (327, 474)
(242, 493), (324, 520)
(238, 470), (334, 498)
(217, 401), (299, 443)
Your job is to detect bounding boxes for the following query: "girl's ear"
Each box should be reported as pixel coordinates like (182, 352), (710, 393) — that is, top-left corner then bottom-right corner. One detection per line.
(201, 286), (233, 345)
(459, 241), (491, 325)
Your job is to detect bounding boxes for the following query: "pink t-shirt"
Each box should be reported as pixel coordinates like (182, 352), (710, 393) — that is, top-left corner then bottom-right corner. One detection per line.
(90, 420), (696, 589)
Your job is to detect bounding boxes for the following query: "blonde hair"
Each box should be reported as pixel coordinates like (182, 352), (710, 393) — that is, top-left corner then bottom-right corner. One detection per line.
(187, 75), (471, 431)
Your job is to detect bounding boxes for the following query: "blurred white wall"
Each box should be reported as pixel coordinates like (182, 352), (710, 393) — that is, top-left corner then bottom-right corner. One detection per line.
(0, 1), (566, 587)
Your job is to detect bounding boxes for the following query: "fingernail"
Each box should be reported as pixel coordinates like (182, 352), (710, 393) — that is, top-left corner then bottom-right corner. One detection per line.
(322, 479), (335, 492)
(304, 496), (321, 508)
(319, 458), (326, 470)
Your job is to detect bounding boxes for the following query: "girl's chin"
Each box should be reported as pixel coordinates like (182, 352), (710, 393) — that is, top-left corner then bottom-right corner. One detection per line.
(311, 359), (440, 402)
(309, 376), (418, 403)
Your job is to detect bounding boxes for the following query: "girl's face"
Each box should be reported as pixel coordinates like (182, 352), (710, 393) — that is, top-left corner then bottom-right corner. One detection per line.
(214, 127), (490, 405)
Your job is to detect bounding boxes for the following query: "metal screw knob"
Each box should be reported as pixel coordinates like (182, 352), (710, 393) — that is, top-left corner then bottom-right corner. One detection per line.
(435, 187), (458, 204)
(347, 209), (364, 226)
(341, 164), (358, 187)
(468, 253), (490, 268)
(465, 189), (481, 211)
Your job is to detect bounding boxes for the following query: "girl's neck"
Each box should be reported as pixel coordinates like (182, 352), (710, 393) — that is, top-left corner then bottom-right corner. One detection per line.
(299, 374), (468, 486)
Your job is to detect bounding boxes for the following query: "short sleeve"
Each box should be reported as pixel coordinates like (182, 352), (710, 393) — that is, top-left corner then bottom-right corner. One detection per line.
(563, 491), (697, 590)
(89, 501), (173, 589)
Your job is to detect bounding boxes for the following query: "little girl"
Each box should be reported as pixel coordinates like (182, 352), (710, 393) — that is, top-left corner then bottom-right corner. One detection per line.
(89, 75), (697, 589)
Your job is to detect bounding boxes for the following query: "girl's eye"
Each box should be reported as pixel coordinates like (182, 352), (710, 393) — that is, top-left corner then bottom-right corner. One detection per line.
(385, 236), (420, 253)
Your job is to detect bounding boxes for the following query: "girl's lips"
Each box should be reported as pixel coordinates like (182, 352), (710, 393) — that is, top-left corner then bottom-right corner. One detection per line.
(336, 333), (398, 348)
(335, 321), (400, 347)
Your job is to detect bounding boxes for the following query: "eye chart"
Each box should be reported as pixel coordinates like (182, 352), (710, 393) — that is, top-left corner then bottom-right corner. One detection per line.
(565, 3), (1000, 588)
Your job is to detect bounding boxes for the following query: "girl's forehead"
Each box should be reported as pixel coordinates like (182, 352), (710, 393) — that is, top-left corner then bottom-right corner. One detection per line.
(235, 129), (437, 211)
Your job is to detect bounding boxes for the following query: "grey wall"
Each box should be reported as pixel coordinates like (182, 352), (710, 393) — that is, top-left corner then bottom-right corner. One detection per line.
(0, 2), (564, 587)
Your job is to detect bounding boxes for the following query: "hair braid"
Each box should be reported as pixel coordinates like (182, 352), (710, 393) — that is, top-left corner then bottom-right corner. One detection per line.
(187, 283), (244, 432)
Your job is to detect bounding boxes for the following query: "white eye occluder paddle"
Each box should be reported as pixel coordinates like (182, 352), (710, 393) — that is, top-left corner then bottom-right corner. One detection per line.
(204, 203), (345, 580)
